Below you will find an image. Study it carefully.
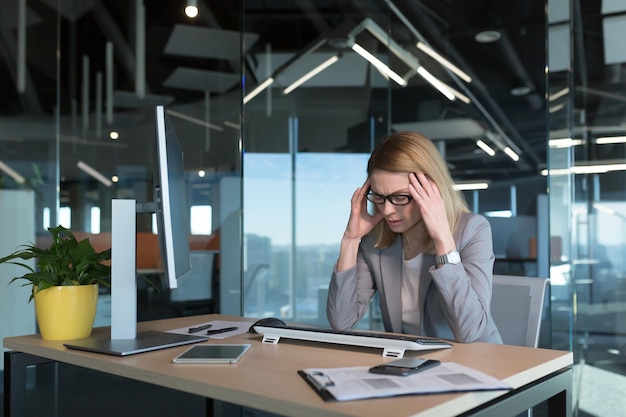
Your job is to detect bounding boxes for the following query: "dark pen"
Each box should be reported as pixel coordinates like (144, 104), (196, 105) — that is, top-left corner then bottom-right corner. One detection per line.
(206, 326), (238, 335)
(188, 324), (213, 333)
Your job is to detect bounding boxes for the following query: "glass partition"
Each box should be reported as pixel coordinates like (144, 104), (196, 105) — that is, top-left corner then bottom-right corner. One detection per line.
(548, 0), (626, 414)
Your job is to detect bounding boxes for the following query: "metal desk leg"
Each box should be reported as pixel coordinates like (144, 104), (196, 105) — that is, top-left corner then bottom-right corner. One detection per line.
(461, 368), (572, 417)
(4, 351), (56, 417)
(548, 368), (572, 417)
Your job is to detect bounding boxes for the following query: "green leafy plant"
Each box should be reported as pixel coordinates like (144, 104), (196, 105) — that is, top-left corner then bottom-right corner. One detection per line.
(0, 225), (111, 301)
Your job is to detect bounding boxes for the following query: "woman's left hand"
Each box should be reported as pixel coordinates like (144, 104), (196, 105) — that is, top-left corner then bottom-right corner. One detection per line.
(408, 172), (455, 250)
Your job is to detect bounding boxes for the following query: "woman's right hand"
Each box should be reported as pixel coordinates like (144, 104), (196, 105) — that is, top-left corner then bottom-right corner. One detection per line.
(343, 179), (383, 241)
(337, 179), (382, 272)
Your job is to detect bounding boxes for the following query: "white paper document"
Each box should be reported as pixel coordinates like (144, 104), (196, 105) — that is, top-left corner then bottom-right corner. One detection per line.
(300, 362), (512, 401)
(166, 320), (251, 339)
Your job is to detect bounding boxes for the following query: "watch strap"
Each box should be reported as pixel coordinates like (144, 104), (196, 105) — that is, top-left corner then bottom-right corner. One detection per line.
(435, 250), (460, 265)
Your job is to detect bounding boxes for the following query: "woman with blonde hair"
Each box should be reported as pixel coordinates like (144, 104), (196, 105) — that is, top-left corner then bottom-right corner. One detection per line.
(326, 131), (502, 343)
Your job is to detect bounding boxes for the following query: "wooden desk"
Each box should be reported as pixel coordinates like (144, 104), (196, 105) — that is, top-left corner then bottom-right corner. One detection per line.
(4, 314), (573, 417)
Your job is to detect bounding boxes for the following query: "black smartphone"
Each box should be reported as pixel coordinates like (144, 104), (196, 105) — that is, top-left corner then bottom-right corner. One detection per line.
(369, 358), (441, 376)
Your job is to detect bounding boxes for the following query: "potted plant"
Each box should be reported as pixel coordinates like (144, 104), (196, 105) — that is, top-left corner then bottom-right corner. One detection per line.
(0, 225), (111, 340)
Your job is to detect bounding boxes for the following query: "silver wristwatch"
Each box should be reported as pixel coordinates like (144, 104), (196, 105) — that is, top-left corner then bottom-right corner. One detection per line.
(435, 250), (461, 266)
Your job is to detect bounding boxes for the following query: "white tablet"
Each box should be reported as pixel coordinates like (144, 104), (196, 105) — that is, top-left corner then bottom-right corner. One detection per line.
(172, 344), (252, 364)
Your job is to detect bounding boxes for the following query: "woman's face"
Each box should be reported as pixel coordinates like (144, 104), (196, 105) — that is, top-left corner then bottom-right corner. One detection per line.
(368, 170), (422, 234)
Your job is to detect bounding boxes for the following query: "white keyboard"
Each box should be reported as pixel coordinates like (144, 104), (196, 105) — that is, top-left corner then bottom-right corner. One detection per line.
(253, 324), (453, 358)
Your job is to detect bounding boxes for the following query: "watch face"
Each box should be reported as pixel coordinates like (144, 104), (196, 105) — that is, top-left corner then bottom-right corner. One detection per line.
(448, 251), (461, 264)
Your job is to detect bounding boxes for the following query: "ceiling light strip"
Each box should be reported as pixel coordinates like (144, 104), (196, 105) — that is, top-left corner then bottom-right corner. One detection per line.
(549, 87), (569, 102)
(416, 42), (472, 83)
(223, 120), (240, 130)
(503, 147), (520, 161)
(166, 109), (224, 131)
(243, 77), (275, 104)
(541, 163), (626, 176)
(0, 160), (26, 184)
(77, 160), (113, 187)
(444, 83), (471, 104)
(548, 138), (585, 148)
(283, 55), (340, 95)
(596, 136), (626, 144)
(476, 140), (496, 156)
(416, 66), (455, 100)
(454, 182), (489, 191)
(351, 43), (406, 86)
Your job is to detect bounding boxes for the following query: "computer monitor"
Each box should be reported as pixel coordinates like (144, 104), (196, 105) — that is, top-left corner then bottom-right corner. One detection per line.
(64, 106), (209, 356)
(153, 105), (192, 290)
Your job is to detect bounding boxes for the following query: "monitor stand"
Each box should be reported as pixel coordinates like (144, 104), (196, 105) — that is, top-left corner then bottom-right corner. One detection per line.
(64, 200), (208, 356)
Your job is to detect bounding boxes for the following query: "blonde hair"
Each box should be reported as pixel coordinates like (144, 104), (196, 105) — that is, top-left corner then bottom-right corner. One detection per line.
(367, 131), (469, 251)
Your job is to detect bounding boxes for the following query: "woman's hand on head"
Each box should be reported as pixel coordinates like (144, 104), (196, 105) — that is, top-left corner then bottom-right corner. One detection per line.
(343, 179), (383, 241)
(408, 173), (454, 248)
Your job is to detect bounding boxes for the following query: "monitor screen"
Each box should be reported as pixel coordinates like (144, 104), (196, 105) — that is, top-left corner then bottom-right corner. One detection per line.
(154, 105), (192, 289)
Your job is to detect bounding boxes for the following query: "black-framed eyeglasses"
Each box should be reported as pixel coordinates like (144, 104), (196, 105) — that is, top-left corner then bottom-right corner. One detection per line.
(366, 192), (413, 206)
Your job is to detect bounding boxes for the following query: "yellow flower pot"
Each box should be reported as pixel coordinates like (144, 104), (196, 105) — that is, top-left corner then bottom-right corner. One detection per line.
(33, 284), (99, 340)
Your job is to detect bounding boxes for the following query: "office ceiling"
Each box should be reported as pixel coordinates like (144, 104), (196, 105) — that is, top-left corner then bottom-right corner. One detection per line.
(0, 0), (623, 186)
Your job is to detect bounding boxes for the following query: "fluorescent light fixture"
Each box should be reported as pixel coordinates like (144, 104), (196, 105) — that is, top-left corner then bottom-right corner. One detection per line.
(549, 87), (569, 102)
(541, 163), (626, 176)
(416, 42), (472, 83)
(416, 66), (454, 100)
(484, 210), (512, 218)
(476, 140), (496, 156)
(453, 182), (489, 191)
(548, 138), (585, 148)
(503, 147), (520, 161)
(77, 160), (113, 187)
(243, 77), (274, 104)
(416, 66), (471, 103)
(283, 55), (340, 95)
(185, 0), (198, 18)
(596, 136), (626, 144)
(166, 109), (224, 131)
(445, 84), (471, 104)
(223, 120), (240, 130)
(549, 102), (566, 113)
(0, 160), (26, 184)
(351, 43), (406, 86)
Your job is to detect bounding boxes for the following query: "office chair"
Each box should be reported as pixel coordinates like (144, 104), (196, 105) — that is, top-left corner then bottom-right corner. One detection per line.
(490, 275), (550, 348)
(491, 275), (550, 417)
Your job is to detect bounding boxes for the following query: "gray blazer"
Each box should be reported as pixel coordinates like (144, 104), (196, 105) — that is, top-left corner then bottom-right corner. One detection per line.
(327, 212), (502, 344)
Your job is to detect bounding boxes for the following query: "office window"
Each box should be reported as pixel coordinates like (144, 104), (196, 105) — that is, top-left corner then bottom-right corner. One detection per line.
(243, 152), (370, 325)
(91, 207), (101, 233)
(190, 205), (212, 235)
